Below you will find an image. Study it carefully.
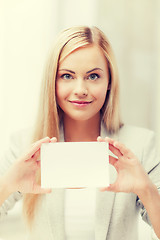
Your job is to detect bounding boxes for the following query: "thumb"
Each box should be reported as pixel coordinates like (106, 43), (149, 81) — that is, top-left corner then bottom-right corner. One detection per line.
(33, 185), (52, 194)
(99, 184), (116, 192)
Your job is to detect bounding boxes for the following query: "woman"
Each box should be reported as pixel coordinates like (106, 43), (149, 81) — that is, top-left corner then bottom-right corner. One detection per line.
(0, 26), (160, 240)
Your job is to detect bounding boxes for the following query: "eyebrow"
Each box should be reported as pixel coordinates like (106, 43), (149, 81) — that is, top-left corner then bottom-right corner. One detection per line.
(86, 68), (103, 73)
(58, 68), (103, 74)
(59, 69), (75, 74)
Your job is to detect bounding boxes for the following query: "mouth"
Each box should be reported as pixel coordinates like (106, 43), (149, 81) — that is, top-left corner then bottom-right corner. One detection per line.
(69, 100), (93, 107)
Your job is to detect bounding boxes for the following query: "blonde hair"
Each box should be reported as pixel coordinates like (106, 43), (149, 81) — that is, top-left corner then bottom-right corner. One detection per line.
(23, 25), (123, 226)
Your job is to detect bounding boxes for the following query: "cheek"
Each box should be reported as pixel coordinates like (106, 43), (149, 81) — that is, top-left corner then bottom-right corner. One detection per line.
(56, 82), (70, 101)
(92, 86), (108, 103)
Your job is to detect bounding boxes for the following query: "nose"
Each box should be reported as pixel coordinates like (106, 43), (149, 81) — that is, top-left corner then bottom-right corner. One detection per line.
(73, 78), (88, 97)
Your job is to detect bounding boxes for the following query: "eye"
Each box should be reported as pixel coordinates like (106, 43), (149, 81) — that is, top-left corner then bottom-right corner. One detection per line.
(88, 73), (100, 81)
(61, 74), (73, 80)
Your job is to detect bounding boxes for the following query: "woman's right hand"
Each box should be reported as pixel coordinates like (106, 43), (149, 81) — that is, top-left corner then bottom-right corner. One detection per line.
(3, 137), (57, 195)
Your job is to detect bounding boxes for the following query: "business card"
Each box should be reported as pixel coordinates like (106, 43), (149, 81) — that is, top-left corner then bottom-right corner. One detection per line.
(41, 142), (109, 188)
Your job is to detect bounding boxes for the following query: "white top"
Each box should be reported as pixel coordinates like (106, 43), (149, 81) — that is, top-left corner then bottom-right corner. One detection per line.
(64, 188), (96, 240)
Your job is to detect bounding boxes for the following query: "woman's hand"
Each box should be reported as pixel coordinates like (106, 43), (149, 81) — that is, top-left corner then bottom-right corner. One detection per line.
(3, 137), (57, 195)
(97, 136), (152, 195)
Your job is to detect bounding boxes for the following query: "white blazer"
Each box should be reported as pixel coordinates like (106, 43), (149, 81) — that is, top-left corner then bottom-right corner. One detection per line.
(0, 123), (160, 240)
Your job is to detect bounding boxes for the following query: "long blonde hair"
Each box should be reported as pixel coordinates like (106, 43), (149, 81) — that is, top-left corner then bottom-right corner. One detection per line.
(23, 25), (123, 226)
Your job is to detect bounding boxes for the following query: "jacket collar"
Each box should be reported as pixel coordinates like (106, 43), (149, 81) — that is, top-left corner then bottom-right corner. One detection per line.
(95, 122), (117, 239)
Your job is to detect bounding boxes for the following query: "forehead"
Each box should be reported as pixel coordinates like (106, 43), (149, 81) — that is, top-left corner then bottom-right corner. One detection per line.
(59, 45), (108, 70)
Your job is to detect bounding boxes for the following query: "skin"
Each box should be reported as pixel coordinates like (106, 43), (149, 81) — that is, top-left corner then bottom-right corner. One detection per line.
(56, 44), (110, 142)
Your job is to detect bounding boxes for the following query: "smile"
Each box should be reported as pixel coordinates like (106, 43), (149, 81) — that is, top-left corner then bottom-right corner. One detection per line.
(69, 100), (93, 107)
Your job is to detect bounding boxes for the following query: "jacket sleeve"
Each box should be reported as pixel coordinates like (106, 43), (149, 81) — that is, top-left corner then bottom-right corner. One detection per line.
(136, 130), (160, 225)
(0, 128), (32, 220)
(0, 191), (22, 220)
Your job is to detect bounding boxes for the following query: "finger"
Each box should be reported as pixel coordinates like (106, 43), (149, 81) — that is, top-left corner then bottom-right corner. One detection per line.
(106, 183), (119, 192)
(99, 185), (112, 192)
(97, 136), (104, 142)
(99, 183), (117, 192)
(31, 149), (40, 160)
(105, 137), (122, 157)
(104, 137), (115, 145)
(24, 159), (40, 171)
(37, 160), (41, 168)
(27, 137), (50, 159)
(109, 144), (122, 158)
(33, 185), (52, 194)
(50, 137), (57, 143)
(99, 187), (110, 192)
(113, 141), (134, 158)
(109, 155), (118, 168)
(97, 136), (122, 158)
(31, 137), (50, 147)
(39, 188), (52, 194)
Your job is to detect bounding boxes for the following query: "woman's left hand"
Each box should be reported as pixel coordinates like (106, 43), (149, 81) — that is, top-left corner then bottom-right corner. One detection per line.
(97, 137), (152, 195)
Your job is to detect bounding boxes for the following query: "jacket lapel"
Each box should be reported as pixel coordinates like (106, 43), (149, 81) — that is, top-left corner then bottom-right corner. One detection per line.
(46, 188), (65, 240)
(94, 123), (118, 240)
(95, 167), (117, 239)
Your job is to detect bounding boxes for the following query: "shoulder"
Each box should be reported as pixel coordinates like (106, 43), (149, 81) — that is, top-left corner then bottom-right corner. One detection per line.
(10, 126), (33, 143)
(9, 126), (34, 156)
(118, 125), (158, 165)
(102, 122), (154, 152)
(0, 126), (34, 175)
(118, 124), (154, 141)
(117, 124), (156, 149)
(103, 123), (159, 170)
(101, 122), (154, 141)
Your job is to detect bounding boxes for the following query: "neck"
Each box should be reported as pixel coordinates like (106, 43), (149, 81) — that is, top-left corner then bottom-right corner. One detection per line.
(63, 115), (101, 142)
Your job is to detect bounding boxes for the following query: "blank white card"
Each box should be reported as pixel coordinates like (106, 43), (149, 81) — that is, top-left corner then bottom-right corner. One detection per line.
(41, 142), (109, 188)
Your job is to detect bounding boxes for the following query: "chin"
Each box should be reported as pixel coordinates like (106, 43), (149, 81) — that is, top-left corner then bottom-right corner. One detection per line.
(71, 116), (91, 122)
(67, 113), (99, 122)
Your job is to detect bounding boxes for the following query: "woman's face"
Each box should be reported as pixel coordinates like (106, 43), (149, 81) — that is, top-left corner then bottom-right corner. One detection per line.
(56, 44), (110, 122)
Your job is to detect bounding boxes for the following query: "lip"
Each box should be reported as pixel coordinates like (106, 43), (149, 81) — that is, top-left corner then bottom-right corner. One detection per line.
(69, 100), (92, 107)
